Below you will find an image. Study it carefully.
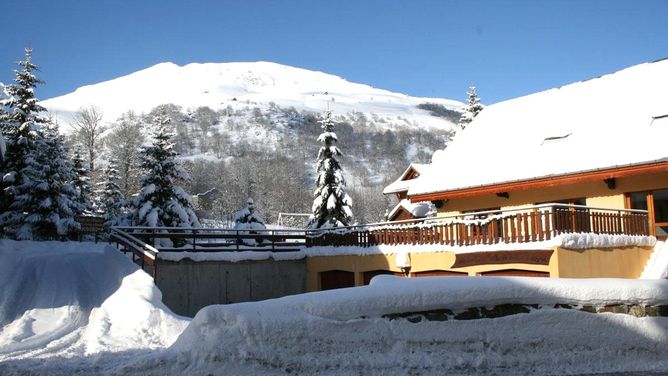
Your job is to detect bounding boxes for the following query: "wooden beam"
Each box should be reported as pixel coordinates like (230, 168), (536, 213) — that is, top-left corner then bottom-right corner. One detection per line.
(410, 161), (668, 202)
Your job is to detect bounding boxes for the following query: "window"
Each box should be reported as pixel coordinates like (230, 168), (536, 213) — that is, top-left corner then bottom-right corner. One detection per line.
(626, 189), (668, 237)
(320, 270), (355, 290)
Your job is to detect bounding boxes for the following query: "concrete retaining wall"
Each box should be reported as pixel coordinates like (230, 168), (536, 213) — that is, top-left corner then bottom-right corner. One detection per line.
(150, 258), (306, 317)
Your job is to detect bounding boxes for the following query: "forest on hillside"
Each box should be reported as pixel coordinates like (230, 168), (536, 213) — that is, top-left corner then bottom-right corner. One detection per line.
(72, 102), (456, 225)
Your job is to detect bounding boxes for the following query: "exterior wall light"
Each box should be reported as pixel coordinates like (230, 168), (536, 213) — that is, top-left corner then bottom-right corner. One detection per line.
(395, 252), (412, 277)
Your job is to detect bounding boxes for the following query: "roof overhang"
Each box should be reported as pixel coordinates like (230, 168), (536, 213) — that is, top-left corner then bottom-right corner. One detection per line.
(410, 160), (668, 203)
(382, 163), (427, 195)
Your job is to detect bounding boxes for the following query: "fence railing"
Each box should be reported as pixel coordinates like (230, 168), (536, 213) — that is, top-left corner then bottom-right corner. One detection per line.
(305, 204), (650, 248)
(111, 226), (307, 253)
(111, 204), (650, 264)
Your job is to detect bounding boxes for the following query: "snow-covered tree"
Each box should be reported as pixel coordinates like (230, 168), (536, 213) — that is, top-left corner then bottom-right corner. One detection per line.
(26, 122), (86, 238)
(72, 147), (93, 211)
(130, 114), (200, 228)
(307, 111), (353, 229)
(104, 111), (145, 197)
(0, 49), (81, 239)
(71, 105), (104, 171)
(457, 86), (485, 130)
(233, 198), (266, 230)
(94, 159), (126, 230)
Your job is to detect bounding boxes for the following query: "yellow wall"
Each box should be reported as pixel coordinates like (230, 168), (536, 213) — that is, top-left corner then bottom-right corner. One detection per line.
(554, 246), (653, 278)
(306, 244), (654, 291)
(436, 171), (668, 215)
(306, 251), (553, 291)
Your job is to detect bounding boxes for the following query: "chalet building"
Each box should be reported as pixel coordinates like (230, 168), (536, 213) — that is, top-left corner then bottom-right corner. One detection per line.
(408, 58), (668, 239)
(306, 58), (668, 291)
(114, 60), (668, 312)
(383, 163), (433, 221)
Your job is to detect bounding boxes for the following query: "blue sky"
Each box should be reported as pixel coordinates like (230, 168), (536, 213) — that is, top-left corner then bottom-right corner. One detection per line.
(2, 0), (667, 105)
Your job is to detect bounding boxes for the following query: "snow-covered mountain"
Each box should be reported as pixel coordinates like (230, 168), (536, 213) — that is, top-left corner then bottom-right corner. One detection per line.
(39, 62), (464, 223)
(41, 61), (463, 131)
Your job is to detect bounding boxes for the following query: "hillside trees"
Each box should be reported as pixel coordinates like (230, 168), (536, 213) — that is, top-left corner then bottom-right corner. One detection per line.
(130, 114), (199, 228)
(86, 102), (447, 225)
(307, 111), (353, 228)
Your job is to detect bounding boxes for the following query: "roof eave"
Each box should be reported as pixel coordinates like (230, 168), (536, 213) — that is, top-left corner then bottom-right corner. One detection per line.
(410, 160), (668, 203)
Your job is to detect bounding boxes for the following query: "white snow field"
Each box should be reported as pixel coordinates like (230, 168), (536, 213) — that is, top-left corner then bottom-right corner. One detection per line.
(41, 61), (462, 131)
(1, 240), (668, 375)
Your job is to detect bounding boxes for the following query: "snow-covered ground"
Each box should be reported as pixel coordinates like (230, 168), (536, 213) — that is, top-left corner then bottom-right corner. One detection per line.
(1, 240), (667, 375)
(0, 240), (188, 375)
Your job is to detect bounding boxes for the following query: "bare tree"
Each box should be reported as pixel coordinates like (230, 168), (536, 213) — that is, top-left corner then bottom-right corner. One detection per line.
(71, 105), (105, 171)
(104, 111), (145, 197)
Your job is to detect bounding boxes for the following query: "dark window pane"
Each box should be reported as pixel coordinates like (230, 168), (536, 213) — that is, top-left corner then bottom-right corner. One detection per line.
(655, 226), (668, 237)
(653, 189), (668, 223)
(573, 198), (587, 206)
(628, 192), (648, 211)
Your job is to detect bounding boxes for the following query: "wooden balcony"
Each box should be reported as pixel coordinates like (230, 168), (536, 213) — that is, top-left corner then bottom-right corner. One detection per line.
(305, 204), (650, 248)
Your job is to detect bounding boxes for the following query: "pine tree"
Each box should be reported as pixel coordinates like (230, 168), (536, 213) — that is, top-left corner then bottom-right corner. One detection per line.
(130, 114), (200, 228)
(307, 111), (353, 229)
(95, 159), (126, 231)
(72, 147), (93, 212)
(26, 122), (85, 238)
(457, 86), (485, 130)
(0, 49), (59, 239)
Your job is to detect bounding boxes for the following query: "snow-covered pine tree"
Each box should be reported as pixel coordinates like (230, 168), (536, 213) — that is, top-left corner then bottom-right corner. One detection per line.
(0, 48), (61, 239)
(72, 147), (93, 212)
(457, 86), (485, 130)
(25, 122), (85, 238)
(307, 111), (353, 229)
(233, 198), (266, 230)
(130, 114), (200, 228)
(95, 159), (126, 231)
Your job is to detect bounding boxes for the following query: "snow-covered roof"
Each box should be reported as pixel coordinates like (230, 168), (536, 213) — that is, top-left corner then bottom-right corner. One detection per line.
(387, 199), (432, 220)
(382, 163), (428, 195)
(411, 58), (668, 197)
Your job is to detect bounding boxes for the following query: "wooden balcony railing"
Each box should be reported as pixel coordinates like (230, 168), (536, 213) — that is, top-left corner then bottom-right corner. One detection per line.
(305, 204), (650, 248)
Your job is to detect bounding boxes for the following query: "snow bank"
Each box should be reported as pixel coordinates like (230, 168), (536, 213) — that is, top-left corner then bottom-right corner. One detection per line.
(130, 276), (668, 375)
(0, 240), (188, 362)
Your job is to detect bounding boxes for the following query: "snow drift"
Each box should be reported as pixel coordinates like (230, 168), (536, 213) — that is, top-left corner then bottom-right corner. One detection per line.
(0, 240), (188, 362)
(126, 276), (668, 376)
